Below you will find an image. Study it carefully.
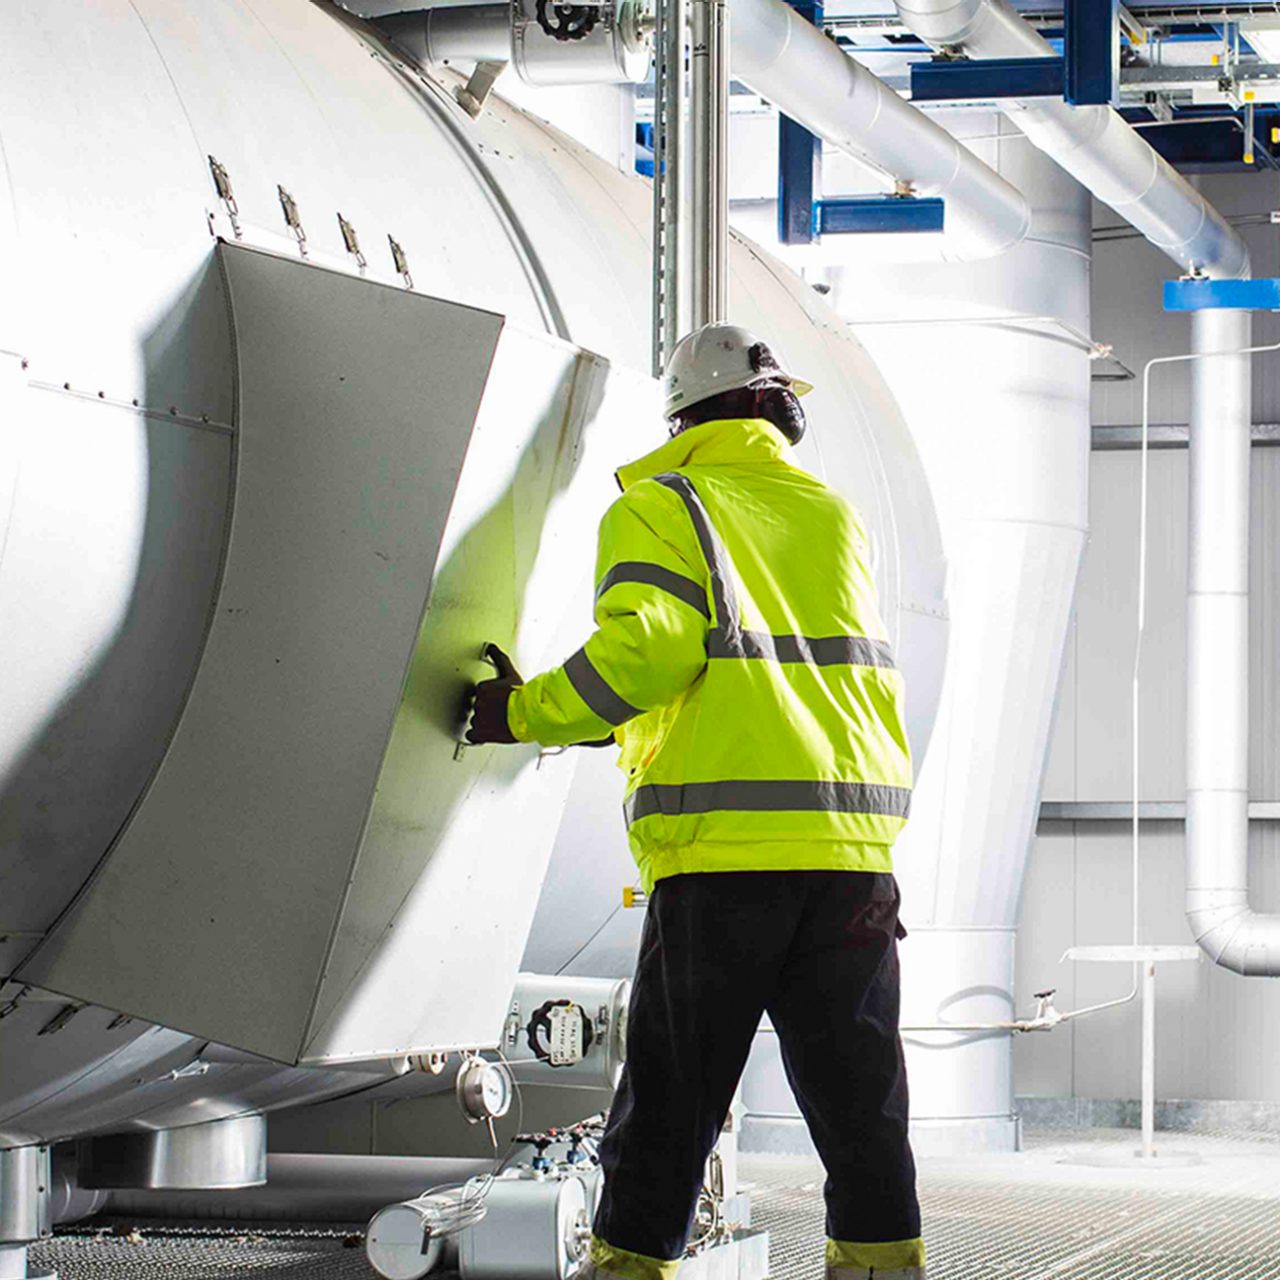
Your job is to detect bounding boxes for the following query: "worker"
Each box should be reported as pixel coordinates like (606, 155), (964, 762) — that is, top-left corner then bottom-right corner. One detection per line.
(466, 322), (922, 1280)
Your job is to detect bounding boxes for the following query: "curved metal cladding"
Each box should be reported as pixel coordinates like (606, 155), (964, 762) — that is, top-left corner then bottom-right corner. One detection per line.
(0, 0), (945, 1141)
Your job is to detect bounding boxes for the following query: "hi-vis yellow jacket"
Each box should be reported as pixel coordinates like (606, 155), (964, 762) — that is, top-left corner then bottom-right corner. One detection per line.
(506, 417), (912, 892)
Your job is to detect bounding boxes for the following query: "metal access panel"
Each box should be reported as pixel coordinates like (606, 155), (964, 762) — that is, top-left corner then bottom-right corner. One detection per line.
(21, 242), (648, 1065)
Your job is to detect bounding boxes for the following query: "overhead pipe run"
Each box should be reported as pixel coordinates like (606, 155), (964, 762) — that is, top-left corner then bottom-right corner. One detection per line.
(892, 0), (1249, 280)
(380, 0), (1031, 263)
(728, 0), (1030, 261)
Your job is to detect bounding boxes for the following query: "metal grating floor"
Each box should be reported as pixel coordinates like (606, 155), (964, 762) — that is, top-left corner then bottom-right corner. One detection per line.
(30, 1129), (1280, 1279)
(749, 1127), (1280, 1280)
(32, 1226), (377, 1279)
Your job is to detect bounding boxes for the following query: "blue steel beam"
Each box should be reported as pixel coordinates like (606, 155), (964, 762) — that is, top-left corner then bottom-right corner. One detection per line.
(815, 197), (945, 235)
(1164, 278), (1280, 311)
(910, 56), (1065, 102)
(777, 0), (823, 246)
(1065, 0), (1118, 105)
(778, 115), (821, 245)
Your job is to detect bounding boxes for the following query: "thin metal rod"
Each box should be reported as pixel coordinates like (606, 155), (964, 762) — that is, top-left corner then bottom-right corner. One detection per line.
(689, 0), (729, 327)
(1140, 960), (1156, 1158)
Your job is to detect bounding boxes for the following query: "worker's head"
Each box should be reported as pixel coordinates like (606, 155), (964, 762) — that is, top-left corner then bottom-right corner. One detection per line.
(663, 323), (812, 445)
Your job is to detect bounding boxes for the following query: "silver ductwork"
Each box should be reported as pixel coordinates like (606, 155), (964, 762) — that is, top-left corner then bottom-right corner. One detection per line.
(893, 0), (1249, 280)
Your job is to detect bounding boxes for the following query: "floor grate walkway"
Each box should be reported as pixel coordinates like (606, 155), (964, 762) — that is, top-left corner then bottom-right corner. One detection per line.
(750, 1127), (1280, 1280)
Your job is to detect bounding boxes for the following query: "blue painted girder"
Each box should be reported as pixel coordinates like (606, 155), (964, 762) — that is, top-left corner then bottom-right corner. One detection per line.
(1164, 278), (1280, 311)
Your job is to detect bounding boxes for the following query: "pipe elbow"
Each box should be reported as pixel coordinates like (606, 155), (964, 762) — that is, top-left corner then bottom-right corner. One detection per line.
(1187, 894), (1280, 976)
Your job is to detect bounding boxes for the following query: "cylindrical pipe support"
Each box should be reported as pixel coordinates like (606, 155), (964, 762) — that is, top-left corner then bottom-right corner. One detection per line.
(0, 1150), (50, 1247)
(0, 1147), (53, 1280)
(689, 0), (729, 327)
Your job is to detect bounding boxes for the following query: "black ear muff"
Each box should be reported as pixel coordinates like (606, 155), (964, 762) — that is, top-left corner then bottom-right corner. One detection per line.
(758, 385), (807, 445)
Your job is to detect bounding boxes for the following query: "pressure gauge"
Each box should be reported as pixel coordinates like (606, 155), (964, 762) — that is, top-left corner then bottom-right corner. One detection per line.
(456, 1057), (514, 1124)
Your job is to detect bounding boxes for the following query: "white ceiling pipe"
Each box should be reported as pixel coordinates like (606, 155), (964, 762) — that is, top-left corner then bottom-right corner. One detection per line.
(729, 0), (1030, 261)
(893, 0), (1250, 279)
(1185, 309), (1280, 975)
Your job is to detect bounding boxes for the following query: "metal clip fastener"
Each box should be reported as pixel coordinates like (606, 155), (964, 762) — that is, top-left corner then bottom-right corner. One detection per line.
(456, 60), (507, 118)
(208, 156), (243, 240)
(278, 185), (308, 257)
(0, 985), (31, 1022)
(388, 235), (414, 289)
(38, 1004), (83, 1037)
(337, 213), (367, 273)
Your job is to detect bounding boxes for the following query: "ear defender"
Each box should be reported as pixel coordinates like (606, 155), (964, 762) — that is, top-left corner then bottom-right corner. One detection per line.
(758, 384), (807, 445)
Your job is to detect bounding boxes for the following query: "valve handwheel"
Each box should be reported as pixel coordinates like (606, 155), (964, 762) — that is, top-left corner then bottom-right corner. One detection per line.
(535, 0), (600, 41)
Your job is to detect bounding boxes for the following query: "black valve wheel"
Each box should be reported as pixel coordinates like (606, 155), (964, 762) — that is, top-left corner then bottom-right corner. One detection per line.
(536, 0), (600, 42)
(526, 998), (596, 1067)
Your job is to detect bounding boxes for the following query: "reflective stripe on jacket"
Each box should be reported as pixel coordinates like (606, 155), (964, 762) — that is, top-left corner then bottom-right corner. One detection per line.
(506, 417), (912, 892)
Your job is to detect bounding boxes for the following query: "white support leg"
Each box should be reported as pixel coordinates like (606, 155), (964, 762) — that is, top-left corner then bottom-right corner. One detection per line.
(1140, 960), (1156, 1159)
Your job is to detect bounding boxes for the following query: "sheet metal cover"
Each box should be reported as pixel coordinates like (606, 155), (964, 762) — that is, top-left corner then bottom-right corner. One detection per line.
(20, 244), (502, 1062)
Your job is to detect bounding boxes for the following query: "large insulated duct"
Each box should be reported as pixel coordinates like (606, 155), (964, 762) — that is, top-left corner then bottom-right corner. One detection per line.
(1184, 309), (1280, 974)
(380, 0), (1030, 261)
(893, 0), (1249, 280)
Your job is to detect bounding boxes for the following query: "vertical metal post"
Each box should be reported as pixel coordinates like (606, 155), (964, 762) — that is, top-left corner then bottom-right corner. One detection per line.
(1064, 0), (1118, 107)
(689, 0), (729, 328)
(650, 0), (687, 377)
(1140, 960), (1156, 1158)
(777, 0), (823, 248)
(777, 115), (820, 247)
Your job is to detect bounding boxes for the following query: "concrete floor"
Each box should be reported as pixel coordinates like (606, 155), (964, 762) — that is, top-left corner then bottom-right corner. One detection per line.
(32, 1128), (1280, 1279)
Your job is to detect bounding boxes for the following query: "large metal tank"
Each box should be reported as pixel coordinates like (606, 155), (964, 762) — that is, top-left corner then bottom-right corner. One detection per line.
(0, 0), (945, 1153)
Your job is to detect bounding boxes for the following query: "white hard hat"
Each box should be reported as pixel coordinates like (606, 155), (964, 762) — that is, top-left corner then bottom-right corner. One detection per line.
(663, 322), (813, 421)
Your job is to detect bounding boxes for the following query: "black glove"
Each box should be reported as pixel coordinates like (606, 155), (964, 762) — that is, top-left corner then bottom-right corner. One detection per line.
(466, 644), (523, 745)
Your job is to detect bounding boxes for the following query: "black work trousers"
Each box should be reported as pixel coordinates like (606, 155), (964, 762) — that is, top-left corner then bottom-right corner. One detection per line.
(594, 870), (920, 1262)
